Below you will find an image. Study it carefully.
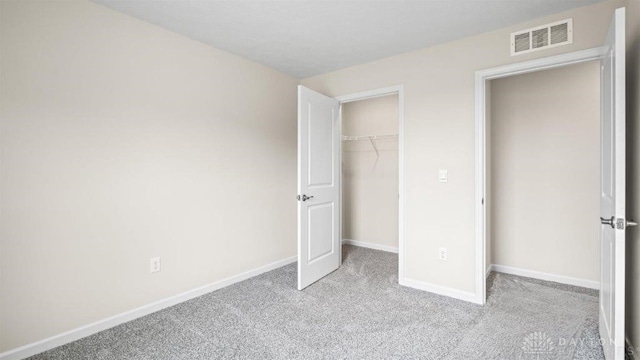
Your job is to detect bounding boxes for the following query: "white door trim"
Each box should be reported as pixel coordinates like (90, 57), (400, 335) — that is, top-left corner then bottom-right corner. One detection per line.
(335, 85), (405, 281)
(474, 47), (607, 305)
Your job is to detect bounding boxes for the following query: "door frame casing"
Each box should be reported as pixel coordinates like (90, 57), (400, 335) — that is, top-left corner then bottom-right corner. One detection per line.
(335, 85), (405, 281)
(474, 47), (607, 305)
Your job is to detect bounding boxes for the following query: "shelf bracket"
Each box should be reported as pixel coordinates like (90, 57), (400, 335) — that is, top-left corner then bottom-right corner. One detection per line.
(368, 138), (380, 157)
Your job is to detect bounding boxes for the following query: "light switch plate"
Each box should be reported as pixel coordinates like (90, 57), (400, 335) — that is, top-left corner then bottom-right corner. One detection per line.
(439, 247), (448, 261)
(150, 257), (161, 273)
(439, 170), (448, 183)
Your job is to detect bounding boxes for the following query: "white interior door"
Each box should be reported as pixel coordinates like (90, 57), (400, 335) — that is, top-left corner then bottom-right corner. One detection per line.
(599, 7), (626, 360)
(297, 85), (341, 290)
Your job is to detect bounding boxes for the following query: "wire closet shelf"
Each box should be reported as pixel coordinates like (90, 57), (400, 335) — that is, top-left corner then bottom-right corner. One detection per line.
(341, 133), (398, 157)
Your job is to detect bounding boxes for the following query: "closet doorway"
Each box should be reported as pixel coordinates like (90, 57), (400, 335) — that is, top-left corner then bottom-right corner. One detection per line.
(341, 94), (399, 255)
(336, 86), (405, 280)
(486, 60), (602, 290)
(297, 85), (404, 290)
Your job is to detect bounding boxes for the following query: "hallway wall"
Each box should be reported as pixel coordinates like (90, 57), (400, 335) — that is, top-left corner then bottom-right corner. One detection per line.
(489, 61), (601, 284)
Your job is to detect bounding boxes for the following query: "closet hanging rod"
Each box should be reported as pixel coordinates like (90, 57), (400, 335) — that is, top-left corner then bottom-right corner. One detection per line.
(341, 133), (398, 141)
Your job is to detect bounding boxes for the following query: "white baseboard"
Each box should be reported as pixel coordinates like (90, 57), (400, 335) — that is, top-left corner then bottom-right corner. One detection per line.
(486, 264), (493, 279)
(400, 277), (480, 304)
(0, 255), (297, 360)
(345, 238), (478, 304)
(489, 264), (599, 290)
(628, 337), (639, 360)
(342, 239), (398, 253)
(345, 240), (482, 305)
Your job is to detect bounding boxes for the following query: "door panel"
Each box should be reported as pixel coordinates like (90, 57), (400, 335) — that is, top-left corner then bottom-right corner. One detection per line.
(308, 203), (335, 262)
(308, 103), (335, 186)
(298, 85), (341, 290)
(599, 7), (626, 360)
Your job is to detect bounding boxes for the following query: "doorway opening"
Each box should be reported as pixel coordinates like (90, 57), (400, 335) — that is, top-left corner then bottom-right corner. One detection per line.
(297, 85), (404, 290)
(337, 86), (405, 280)
(340, 94), (399, 259)
(485, 60), (601, 289)
(474, 46), (609, 305)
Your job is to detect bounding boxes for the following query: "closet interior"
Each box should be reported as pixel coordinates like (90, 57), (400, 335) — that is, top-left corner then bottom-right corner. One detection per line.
(486, 61), (601, 286)
(341, 95), (399, 252)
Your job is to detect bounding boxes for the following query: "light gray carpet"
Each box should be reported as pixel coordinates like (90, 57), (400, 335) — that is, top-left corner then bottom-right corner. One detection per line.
(29, 245), (604, 359)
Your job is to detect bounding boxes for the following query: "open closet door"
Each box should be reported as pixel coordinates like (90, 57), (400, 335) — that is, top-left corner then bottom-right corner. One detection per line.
(297, 85), (341, 290)
(599, 7), (629, 360)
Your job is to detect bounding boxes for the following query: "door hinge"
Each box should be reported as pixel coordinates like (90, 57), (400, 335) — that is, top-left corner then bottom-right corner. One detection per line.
(482, 198), (484, 205)
(297, 195), (301, 201)
(616, 218), (625, 230)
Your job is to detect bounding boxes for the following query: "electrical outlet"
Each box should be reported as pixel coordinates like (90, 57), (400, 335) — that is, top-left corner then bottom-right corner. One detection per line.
(439, 248), (447, 261)
(150, 257), (161, 273)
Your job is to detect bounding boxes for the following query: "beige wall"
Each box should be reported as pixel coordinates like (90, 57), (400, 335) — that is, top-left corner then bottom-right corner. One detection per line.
(2, 0), (640, 355)
(302, 0), (625, 294)
(489, 61), (601, 282)
(624, 0), (640, 354)
(0, 0), (298, 352)
(342, 95), (399, 249)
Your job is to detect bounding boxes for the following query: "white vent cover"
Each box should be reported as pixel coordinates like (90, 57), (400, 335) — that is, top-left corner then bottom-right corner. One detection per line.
(511, 19), (572, 56)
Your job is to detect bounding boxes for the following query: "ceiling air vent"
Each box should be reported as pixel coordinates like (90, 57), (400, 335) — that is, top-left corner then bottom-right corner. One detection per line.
(511, 19), (572, 56)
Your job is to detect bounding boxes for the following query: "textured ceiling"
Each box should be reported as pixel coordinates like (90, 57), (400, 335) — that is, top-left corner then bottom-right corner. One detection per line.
(92, 0), (606, 78)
